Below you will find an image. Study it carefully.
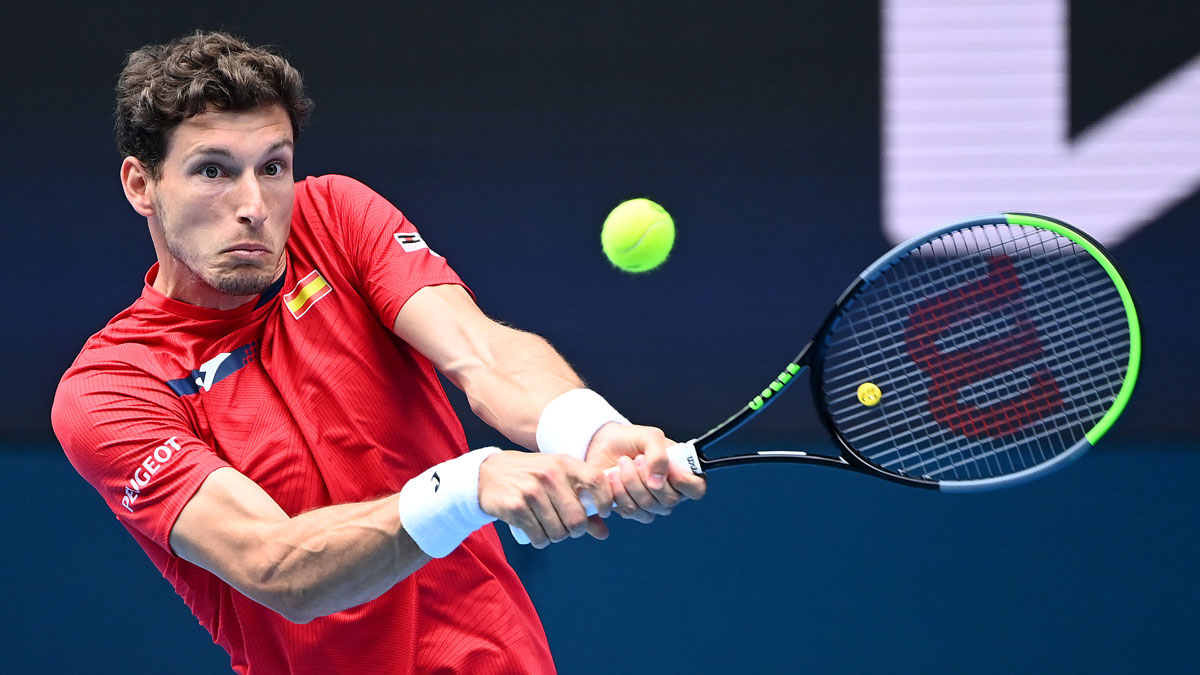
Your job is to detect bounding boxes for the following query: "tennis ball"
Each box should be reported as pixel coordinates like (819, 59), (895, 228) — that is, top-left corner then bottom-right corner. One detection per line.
(601, 198), (675, 273)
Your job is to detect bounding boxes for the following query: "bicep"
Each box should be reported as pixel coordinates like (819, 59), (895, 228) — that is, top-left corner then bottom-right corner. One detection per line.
(169, 467), (290, 590)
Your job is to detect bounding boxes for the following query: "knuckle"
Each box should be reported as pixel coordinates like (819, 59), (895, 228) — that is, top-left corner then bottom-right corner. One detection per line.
(583, 465), (605, 484)
(636, 488), (658, 504)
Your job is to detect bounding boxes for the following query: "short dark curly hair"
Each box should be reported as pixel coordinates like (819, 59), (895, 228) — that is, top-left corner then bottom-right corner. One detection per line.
(114, 30), (314, 178)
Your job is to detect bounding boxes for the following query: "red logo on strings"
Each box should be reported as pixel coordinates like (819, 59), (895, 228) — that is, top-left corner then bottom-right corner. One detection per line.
(904, 256), (1063, 439)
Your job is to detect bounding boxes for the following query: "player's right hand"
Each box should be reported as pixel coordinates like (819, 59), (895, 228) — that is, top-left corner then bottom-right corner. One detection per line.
(478, 451), (614, 549)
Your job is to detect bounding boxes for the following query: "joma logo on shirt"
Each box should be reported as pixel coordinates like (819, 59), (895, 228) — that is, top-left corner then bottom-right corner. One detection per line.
(166, 342), (257, 396)
(120, 436), (181, 512)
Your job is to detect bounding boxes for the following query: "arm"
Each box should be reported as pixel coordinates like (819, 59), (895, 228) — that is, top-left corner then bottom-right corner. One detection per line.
(392, 283), (579, 449)
(392, 284), (705, 517)
(170, 448), (617, 623)
(170, 467), (428, 624)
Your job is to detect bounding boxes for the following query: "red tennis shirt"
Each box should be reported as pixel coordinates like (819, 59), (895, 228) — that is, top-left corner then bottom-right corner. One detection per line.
(51, 174), (556, 674)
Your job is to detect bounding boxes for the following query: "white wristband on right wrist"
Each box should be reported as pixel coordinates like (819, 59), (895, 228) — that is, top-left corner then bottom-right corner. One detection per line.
(536, 388), (630, 461)
(398, 447), (500, 558)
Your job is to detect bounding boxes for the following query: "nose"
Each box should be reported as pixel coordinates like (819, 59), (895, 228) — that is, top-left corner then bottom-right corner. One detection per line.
(235, 173), (268, 227)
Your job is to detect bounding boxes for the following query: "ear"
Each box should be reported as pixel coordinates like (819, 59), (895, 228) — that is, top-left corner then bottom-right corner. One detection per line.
(121, 156), (157, 218)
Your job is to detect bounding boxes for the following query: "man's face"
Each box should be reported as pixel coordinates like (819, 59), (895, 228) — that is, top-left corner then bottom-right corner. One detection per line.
(147, 104), (295, 303)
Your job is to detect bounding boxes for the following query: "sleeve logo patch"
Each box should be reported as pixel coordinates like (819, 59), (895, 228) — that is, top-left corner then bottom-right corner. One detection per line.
(120, 436), (181, 512)
(284, 270), (334, 319)
(394, 232), (442, 257)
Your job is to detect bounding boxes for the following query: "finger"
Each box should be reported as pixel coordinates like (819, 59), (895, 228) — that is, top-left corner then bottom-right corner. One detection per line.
(640, 440), (672, 491)
(668, 461), (708, 501)
(574, 465), (613, 519)
(639, 443), (685, 510)
(586, 514), (610, 540)
(635, 455), (675, 515)
(526, 488), (572, 543)
(609, 463), (653, 523)
(543, 459), (592, 539)
(623, 455), (670, 517)
(509, 507), (551, 549)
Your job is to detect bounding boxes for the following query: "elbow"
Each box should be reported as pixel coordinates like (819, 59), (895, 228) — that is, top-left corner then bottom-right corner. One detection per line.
(280, 607), (318, 625)
(271, 587), (319, 624)
(247, 555), (322, 624)
(262, 586), (322, 625)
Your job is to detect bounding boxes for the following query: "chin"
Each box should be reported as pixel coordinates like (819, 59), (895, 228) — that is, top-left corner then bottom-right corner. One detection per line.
(210, 270), (276, 296)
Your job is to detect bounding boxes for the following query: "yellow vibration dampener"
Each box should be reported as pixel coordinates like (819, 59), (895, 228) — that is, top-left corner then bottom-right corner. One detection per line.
(857, 382), (882, 407)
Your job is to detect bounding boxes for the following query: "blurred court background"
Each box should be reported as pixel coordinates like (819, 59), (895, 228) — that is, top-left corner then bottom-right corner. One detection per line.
(3, 1), (1198, 672)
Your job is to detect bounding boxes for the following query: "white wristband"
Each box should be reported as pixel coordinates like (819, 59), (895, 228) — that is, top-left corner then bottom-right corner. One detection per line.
(535, 388), (630, 461)
(398, 447), (501, 558)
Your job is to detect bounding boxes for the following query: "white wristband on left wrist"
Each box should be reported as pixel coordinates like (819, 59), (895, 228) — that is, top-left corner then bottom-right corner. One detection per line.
(535, 388), (630, 461)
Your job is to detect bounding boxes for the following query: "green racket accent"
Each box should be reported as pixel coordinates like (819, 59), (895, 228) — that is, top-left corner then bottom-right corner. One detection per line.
(748, 363), (806, 411)
(1005, 213), (1141, 445)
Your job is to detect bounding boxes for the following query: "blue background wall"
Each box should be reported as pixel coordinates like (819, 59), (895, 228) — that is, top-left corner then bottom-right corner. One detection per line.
(2, 2), (1197, 672)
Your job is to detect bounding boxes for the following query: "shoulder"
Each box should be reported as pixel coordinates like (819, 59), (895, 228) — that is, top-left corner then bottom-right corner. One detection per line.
(293, 174), (391, 237)
(55, 333), (171, 413)
(295, 174), (379, 210)
(54, 304), (195, 419)
(293, 174), (414, 253)
(61, 304), (153, 376)
(52, 339), (182, 455)
(66, 298), (187, 372)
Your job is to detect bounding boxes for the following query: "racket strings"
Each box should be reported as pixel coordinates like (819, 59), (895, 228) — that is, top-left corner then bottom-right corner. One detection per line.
(904, 227), (1123, 477)
(820, 223), (1131, 482)
(828, 301), (1128, 429)
(894, 226), (1124, 478)
(822, 267), (1122, 379)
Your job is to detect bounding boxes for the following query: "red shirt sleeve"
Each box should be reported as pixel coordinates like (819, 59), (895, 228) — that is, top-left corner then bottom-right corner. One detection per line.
(298, 174), (472, 329)
(51, 357), (230, 553)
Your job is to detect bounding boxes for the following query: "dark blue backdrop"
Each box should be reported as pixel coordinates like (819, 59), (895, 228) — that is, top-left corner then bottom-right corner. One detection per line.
(2, 2), (1197, 673)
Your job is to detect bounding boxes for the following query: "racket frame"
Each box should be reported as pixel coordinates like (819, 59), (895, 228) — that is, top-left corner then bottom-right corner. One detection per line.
(682, 213), (1140, 493)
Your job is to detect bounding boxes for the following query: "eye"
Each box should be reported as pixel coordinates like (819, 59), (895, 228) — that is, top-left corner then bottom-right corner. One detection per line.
(201, 165), (222, 179)
(263, 161), (285, 177)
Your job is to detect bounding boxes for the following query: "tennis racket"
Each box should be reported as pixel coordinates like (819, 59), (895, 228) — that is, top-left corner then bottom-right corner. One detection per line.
(511, 213), (1140, 544)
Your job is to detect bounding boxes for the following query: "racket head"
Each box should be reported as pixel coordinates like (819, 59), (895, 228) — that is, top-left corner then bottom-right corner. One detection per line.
(810, 213), (1140, 491)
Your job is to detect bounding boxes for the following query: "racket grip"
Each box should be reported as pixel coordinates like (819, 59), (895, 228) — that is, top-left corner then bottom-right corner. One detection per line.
(508, 442), (701, 545)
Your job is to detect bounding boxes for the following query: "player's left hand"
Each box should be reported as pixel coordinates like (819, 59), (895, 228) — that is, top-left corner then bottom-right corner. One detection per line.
(585, 423), (706, 523)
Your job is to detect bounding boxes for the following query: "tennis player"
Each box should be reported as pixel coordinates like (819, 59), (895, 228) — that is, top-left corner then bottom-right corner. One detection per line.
(51, 30), (704, 674)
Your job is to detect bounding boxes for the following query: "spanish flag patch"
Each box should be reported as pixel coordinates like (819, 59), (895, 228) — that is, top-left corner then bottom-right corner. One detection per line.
(283, 270), (333, 319)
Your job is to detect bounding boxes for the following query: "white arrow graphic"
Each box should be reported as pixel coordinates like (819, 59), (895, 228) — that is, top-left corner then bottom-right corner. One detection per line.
(883, 0), (1200, 245)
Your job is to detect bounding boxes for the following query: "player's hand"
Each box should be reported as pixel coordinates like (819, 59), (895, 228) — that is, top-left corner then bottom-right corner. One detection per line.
(585, 423), (707, 522)
(477, 450), (614, 549)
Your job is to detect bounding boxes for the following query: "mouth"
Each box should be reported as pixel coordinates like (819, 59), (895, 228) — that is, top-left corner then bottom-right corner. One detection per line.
(222, 243), (272, 256)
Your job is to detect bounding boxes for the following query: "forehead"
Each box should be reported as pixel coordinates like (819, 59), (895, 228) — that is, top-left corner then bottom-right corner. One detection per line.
(166, 104), (294, 158)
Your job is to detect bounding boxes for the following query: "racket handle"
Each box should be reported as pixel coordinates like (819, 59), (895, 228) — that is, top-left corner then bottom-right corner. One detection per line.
(508, 442), (701, 545)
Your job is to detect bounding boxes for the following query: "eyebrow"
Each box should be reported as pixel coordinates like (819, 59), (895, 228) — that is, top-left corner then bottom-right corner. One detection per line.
(185, 138), (294, 161)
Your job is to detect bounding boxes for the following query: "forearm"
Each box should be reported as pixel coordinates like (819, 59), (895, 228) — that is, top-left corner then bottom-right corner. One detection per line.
(453, 327), (583, 449)
(253, 495), (428, 623)
(391, 286), (584, 449)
